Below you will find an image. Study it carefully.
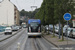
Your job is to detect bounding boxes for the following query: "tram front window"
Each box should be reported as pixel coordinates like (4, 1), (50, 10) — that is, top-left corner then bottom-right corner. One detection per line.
(30, 22), (39, 27)
(30, 22), (39, 32)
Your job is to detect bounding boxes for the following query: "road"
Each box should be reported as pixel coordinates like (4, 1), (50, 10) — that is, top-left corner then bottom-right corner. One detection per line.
(0, 31), (17, 41)
(0, 28), (58, 50)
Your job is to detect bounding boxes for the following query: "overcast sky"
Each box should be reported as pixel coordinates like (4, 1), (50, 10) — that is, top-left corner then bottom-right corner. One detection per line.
(0, 0), (43, 11)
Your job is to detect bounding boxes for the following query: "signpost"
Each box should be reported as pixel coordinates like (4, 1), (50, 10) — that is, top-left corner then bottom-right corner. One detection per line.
(63, 13), (71, 45)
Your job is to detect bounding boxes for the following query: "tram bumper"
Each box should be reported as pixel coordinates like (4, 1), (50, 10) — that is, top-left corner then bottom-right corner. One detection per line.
(28, 32), (41, 36)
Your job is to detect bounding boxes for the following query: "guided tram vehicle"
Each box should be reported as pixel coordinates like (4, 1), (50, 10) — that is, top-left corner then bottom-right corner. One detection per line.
(28, 19), (41, 37)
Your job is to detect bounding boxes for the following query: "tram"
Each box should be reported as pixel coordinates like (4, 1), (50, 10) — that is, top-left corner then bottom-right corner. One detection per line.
(28, 19), (41, 37)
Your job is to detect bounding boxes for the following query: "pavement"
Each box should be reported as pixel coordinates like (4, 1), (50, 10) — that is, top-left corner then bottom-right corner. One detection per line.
(42, 31), (75, 50)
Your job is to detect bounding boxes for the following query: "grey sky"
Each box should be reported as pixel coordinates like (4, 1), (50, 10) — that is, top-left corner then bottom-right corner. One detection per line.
(0, 0), (43, 11)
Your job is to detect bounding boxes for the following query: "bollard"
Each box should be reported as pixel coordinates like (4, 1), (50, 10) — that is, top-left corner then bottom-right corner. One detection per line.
(17, 42), (20, 50)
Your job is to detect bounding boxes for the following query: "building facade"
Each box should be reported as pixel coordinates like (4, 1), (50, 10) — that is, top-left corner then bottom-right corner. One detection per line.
(0, 0), (19, 26)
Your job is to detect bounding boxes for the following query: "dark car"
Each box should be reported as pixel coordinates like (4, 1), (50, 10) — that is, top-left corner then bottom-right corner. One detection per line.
(12, 26), (18, 31)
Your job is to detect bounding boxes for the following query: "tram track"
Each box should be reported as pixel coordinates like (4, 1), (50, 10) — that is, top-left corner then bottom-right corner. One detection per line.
(25, 37), (57, 50)
(34, 38), (43, 50)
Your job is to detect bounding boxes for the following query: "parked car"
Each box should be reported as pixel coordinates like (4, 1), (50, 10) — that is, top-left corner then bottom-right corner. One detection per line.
(11, 25), (16, 28)
(45, 25), (49, 31)
(64, 25), (70, 29)
(4, 27), (12, 35)
(67, 28), (73, 37)
(63, 28), (67, 36)
(69, 28), (75, 38)
(16, 26), (20, 30)
(55, 27), (59, 34)
(19, 26), (22, 29)
(12, 26), (18, 31)
(50, 25), (53, 32)
(46, 27), (49, 31)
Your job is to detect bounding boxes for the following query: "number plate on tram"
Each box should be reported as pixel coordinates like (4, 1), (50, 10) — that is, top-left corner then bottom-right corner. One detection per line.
(33, 35), (36, 36)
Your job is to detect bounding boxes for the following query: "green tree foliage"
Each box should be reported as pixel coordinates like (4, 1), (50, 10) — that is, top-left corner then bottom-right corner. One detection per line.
(35, 0), (57, 36)
(35, 0), (75, 40)
(19, 9), (39, 18)
(58, 0), (74, 41)
(20, 9), (26, 16)
(35, 0), (46, 25)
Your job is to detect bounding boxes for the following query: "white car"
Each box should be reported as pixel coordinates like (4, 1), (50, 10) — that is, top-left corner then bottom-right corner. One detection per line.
(5, 27), (12, 35)
(67, 28), (73, 37)
(63, 28), (67, 36)
(69, 28), (75, 38)
(55, 27), (59, 34)
(15, 26), (20, 30)
(64, 25), (69, 28)
(12, 27), (18, 31)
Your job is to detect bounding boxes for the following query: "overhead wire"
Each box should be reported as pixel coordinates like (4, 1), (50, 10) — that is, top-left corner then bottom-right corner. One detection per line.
(33, 0), (35, 6)
(31, 0), (36, 11)
(15, 0), (21, 10)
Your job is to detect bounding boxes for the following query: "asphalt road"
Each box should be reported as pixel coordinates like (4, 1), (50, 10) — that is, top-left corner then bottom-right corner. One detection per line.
(0, 31), (17, 41)
(25, 37), (58, 50)
(0, 28), (27, 50)
(0, 28), (58, 50)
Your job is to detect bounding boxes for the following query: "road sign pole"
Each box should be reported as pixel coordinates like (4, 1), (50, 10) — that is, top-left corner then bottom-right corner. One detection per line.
(63, 13), (71, 45)
(67, 21), (68, 45)
(59, 20), (61, 39)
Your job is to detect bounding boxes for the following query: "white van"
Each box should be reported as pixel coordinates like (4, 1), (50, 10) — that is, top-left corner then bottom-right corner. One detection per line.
(5, 27), (12, 35)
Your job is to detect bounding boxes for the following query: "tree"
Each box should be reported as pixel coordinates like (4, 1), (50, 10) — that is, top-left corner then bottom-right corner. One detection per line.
(55, 0), (74, 41)
(20, 9), (26, 16)
(45, 0), (56, 36)
(35, 0), (46, 25)
(35, 0), (74, 40)
(20, 8), (39, 19)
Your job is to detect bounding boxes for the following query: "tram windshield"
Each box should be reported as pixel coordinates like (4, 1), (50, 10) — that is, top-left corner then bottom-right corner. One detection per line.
(30, 22), (39, 27)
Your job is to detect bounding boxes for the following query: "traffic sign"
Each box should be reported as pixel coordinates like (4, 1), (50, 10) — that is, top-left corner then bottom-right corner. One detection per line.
(63, 13), (71, 21)
(63, 13), (71, 45)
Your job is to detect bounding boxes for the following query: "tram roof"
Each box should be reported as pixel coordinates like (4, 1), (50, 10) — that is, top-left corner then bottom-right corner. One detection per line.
(28, 19), (41, 24)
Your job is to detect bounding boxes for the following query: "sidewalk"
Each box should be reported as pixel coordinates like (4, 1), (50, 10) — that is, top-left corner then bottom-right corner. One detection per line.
(42, 31), (75, 50)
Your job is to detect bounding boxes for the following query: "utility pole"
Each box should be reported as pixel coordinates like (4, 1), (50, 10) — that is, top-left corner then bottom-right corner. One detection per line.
(59, 20), (61, 39)
(31, 6), (37, 11)
(31, 0), (37, 11)
(59, 0), (61, 39)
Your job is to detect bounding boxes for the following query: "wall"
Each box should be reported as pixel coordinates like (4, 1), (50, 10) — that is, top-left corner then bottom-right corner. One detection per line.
(0, 0), (14, 26)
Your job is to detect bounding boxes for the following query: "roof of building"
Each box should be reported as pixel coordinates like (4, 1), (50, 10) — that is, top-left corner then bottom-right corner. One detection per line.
(0, 0), (19, 10)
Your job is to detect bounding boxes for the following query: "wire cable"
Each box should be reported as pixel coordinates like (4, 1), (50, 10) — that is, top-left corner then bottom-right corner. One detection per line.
(16, 0), (21, 10)
(33, 0), (35, 6)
